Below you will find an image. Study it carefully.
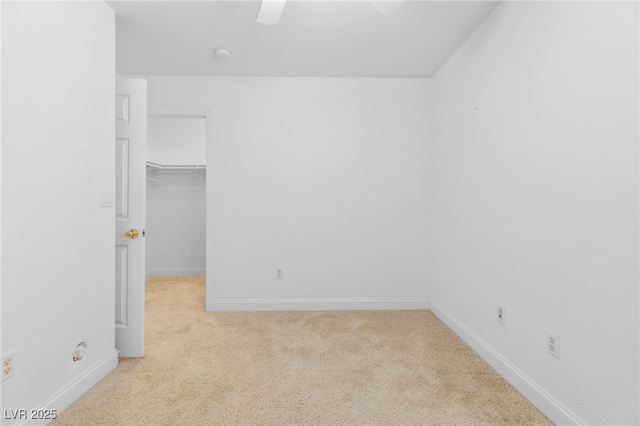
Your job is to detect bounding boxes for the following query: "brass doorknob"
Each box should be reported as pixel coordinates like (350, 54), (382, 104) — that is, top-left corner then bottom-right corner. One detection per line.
(125, 229), (139, 239)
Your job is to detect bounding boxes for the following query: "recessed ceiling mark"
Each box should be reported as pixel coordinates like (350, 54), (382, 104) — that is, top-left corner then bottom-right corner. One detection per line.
(213, 49), (232, 60)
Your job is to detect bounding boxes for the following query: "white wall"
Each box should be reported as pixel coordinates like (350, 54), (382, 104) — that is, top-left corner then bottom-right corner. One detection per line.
(146, 172), (206, 277)
(147, 117), (207, 165)
(143, 76), (432, 310)
(1, 2), (117, 422)
(430, 2), (639, 425)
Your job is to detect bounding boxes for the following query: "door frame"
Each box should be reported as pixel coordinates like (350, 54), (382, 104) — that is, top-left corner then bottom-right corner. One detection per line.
(146, 107), (215, 310)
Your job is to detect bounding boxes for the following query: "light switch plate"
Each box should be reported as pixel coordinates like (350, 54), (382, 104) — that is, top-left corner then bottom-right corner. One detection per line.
(99, 190), (113, 207)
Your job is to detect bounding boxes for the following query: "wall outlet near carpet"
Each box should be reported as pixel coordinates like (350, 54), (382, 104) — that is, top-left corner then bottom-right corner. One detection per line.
(497, 305), (506, 325)
(276, 268), (284, 279)
(1, 352), (15, 382)
(547, 333), (560, 359)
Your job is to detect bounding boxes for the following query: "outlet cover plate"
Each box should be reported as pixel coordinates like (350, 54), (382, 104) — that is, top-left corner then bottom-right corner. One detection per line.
(497, 305), (506, 325)
(1, 352), (15, 382)
(547, 333), (560, 359)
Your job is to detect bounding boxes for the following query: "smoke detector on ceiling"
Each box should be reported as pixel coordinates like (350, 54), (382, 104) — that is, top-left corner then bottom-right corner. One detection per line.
(213, 49), (232, 60)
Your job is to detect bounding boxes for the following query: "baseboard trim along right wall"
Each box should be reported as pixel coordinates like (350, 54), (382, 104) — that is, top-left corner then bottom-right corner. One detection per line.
(430, 302), (584, 425)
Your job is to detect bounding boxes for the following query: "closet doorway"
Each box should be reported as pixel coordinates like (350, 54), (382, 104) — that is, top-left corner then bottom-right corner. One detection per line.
(146, 108), (214, 308)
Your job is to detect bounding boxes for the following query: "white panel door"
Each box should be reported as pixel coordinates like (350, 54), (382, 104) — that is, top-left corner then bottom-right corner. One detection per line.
(115, 77), (147, 357)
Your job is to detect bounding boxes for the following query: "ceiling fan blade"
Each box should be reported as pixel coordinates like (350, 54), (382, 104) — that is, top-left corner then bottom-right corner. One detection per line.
(257, 0), (287, 25)
(369, 0), (404, 15)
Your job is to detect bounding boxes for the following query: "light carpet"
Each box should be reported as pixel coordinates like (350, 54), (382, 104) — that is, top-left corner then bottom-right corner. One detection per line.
(54, 276), (551, 425)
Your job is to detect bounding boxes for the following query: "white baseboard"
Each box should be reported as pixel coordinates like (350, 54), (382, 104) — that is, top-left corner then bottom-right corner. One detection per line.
(149, 268), (205, 278)
(210, 297), (430, 312)
(22, 350), (118, 425)
(429, 301), (584, 426)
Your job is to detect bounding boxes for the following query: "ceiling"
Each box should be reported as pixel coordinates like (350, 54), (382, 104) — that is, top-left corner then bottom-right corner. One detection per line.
(108, 0), (501, 78)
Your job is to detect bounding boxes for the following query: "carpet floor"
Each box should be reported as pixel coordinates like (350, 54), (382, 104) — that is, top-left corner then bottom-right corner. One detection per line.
(54, 276), (552, 425)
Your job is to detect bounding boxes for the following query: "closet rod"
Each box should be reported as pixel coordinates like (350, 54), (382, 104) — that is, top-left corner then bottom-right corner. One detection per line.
(147, 177), (169, 184)
(146, 161), (206, 171)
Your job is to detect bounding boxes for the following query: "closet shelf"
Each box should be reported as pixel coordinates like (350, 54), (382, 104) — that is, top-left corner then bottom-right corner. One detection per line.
(146, 161), (206, 171)
(146, 161), (206, 186)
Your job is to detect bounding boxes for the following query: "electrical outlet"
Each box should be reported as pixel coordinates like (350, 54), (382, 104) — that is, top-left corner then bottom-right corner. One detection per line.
(276, 268), (284, 279)
(1, 352), (15, 382)
(497, 305), (506, 325)
(547, 333), (560, 359)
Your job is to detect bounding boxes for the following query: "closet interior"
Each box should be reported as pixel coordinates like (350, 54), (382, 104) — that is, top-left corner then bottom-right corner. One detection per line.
(145, 116), (207, 278)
